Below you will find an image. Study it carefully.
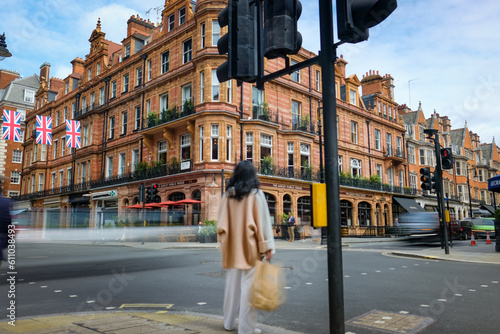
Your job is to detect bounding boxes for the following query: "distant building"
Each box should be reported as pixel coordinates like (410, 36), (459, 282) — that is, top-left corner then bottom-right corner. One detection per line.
(0, 68), (40, 197)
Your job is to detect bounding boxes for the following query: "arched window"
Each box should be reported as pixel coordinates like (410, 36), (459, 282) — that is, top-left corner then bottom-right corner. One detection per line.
(340, 200), (352, 226)
(264, 192), (276, 225)
(283, 194), (292, 222)
(297, 196), (311, 225)
(358, 201), (371, 227)
(167, 192), (186, 225)
(350, 158), (362, 177)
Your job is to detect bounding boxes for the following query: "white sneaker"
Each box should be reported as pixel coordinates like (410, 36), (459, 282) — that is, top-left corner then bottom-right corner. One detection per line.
(254, 329), (262, 334)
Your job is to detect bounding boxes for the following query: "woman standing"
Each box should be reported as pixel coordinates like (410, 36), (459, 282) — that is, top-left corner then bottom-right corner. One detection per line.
(217, 161), (275, 333)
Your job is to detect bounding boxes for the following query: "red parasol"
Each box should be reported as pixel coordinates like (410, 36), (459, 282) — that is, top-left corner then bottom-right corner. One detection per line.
(145, 203), (163, 208)
(125, 204), (147, 209)
(158, 200), (177, 207)
(174, 199), (203, 205)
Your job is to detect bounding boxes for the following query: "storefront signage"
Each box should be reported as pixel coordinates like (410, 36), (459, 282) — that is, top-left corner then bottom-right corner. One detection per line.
(181, 161), (191, 170)
(159, 179), (198, 188)
(260, 182), (310, 191)
(340, 191), (373, 198)
(92, 189), (118, 200)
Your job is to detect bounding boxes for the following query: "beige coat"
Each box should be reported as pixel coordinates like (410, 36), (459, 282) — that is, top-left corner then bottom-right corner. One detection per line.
(217, 188), (275, 270)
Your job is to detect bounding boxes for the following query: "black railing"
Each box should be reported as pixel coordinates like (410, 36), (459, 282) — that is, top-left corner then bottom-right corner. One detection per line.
(147, 105), (196, 128)
(395, 148), (403, 158)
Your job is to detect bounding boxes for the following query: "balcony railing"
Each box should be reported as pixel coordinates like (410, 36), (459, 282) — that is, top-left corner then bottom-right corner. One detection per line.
(147, 104), (195, 128)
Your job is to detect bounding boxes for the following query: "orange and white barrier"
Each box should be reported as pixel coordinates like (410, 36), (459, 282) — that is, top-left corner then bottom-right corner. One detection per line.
(486, 232), (492, 244)
(470, 232), (477, 246)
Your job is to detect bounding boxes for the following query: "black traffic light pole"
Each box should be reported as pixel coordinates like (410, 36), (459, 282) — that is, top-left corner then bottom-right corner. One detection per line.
(319, 0), (345, 332)
(425, 129), (449, 254)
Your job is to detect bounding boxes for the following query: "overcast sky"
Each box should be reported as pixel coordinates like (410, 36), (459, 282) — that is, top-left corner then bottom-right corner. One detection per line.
(2, 0), (499, 144)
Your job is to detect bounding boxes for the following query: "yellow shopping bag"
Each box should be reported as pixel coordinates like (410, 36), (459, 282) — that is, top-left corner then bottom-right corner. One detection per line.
(248, 260), (286, 311)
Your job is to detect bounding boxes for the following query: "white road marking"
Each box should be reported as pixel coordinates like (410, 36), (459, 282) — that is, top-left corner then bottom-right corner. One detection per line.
(399, 311), (409, 314)
(105, 307), (116, 310)
(54, 290), (62, 293)
(374, 321), (385, 324)
(86, 300), (96, 304)
(402, 266), (408, 268)
(492, 281), (498, 284)
(375, 270), (381, 273)
(29, 282), (36, 285)
(69, 295), (78, 298)
(306, 282), (313, 285)
(414, 264), (420, 266)
(469, 289), (476, 292)
(389, 268), (395, 270)
(344, 275), (350, 278)
(481, 285), (488, 288)
(420, 305), (429, 308)
(284, 287), (291, 289)
(197, 302), (207, 305)
(361, 273), (367, 275)
(438, 299), (447, 302)
(41, 286), (48, 288)
(382, 316), (392, 320)
(455, 294), (463, 297)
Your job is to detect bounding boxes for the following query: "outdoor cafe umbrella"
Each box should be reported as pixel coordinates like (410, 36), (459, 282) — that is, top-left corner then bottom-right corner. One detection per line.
(158, 200), (177, 207)
(145, 203), (163, 208)
(125, 204), (150, 209)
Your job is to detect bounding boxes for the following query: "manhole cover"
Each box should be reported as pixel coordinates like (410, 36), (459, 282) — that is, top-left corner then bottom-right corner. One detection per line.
(346, 310), (434, 334)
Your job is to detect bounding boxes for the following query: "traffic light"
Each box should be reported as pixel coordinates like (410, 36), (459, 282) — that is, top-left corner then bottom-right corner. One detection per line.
(145, 186), (152, 204)
(420, 167), (432, 191)
(217, 0), (258, 83)
(336, 0), (398, 43)
(264, 0), (303, 59)
(151, 184), (159, 203)
(138, 184), (145, 203)
(440, 148), (453, 169)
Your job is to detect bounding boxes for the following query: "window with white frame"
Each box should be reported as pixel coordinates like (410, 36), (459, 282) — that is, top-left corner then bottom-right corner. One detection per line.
(136, 67), (142, 86)
(199, 125), (204, 162)
(88, 68), (92, 81)
(351, 158), (361, 177)
(161, 51), (169, 74)
(83, 125), (89, 146)
(51, 172), (56, 190)
(408, 145), (416, 164)
(456, 161), (461, 175)
(179, 7), (186, 25)
(338, 155), (343, 173)
(123, 74), (129, 92)
(106, 156), (113, 179)
(146, 99), (151, 113)
(119, 153), (126, 176)
(388, 167), (394, 186)
(386, 133), (392, 155)
(201, 22), (206, 48)
(121, 111), (127, 135)
(183, 39), (192, 63)
(397, 136), (402, 156)
(18, 109), (26, 121)
(99, 87), (104, 105)
(81, 96), (87, 110)
(38, 173), (44, 191)
(158, 140), (167, 164)
(181, 134), (191, 161)
(260, 134), (272, 160)
(97, 62), (101, 75)
(292, 100), (301, 129)
(399, 169), (404, 188)
(226, 80), (232, 103)
(300, 143), (310, 171)
(31, 174), (35, 193)
(350, 89), (357, 105)
(211, 124), (219, 161)
(111, 81), (117, 98)
(52, 139), (58, 159)
(288, 142), (294, 173)
(383, 104), (387, 117)
(135, 106), (141, 130)
(182, 84), (192, 110)
(200, 71), (204, 103)
(246, 132), (253, 162)
(316, 70), (320, 91)
(131, 149), (139, 172)
(55, 110), (60, 127)
(226, 126), (232, 161)
(124, 43), (131, 58)
(351, 121), (358, 144)
(10, 171), (20, 184)
(41, 144), (46, 162)
(375, 129), (381, 150)
(419, 149), (425, 165)
(426, 149), (433, 166)
(61, 137), (66, 156)
(109, 116), (115, 139)
(63, 106), (67, 121)
(291, 59), (300, 82)
(376, 164), (383, 181)
(160, 93), (168, 112)
(12, 150), (22, 163)
(147, 59), (152, 81)
(65, 82), (69, 94)
(20, 129), (24, 143)
(168, 14), (175, 31)
(59, 170), (64, 188)
(212, 20), (220, 45)
(410, 174), (417, 189)
(212, 69), (220, 101)
(81, 161), (87, 182)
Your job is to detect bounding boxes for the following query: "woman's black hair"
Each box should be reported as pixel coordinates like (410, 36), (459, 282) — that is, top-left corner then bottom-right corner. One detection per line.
(226, 161), (260, 201)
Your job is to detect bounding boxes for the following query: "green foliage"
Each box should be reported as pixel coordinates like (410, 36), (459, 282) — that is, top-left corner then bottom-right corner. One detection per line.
(495, 209), (500, 221)
(136, 161), (149, 172)
(183, 99), (195, 115)
(170, 157), (180, 170)
(370, 174), (381, 183)
(300, 115), (310, 128)
(147, 112), (159, 127)
(261, 155), (273, 174)
(278, 212), (289, 225)
(199, 219), (217, 237)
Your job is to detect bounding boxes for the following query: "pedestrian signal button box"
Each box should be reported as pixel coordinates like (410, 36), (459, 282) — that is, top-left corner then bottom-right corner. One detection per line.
(311, 183), (327, 227)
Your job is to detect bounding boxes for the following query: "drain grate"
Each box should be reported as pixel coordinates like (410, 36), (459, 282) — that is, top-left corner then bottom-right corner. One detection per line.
(346, 310), (434, 334)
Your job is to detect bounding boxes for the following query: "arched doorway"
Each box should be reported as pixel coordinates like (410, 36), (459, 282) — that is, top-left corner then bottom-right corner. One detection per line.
(340, 200), (353, 226)
(358, 201), (371, 227)
(264, 192), (276, 225)
(167, 192), (186, 225)
(192, 189), (202, 225)
(297, 196), (311, 226)
(283, 194), (292, 222)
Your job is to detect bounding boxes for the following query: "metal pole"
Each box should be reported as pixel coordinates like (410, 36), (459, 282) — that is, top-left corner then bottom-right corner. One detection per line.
(318, 0), (345, 332)
(434, 131), (449, 254)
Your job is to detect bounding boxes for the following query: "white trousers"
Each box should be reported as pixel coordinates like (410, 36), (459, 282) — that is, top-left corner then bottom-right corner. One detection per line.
(224, 267), (257, 334)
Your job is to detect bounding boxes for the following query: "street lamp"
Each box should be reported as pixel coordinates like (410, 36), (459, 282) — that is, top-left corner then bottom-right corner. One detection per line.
(0, 33), (12, 61)
(467, 164), (478, 217)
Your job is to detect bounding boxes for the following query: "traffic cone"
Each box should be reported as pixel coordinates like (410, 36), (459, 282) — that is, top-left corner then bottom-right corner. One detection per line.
(470, 232), (477, 246)
(486, 232), (492, 244)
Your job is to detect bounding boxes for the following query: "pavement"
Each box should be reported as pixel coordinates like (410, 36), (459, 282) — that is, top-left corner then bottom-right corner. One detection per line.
(1, 236), (499, 333)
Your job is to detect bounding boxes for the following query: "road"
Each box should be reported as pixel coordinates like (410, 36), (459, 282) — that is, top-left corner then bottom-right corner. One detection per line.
(1, 240), (498, 333)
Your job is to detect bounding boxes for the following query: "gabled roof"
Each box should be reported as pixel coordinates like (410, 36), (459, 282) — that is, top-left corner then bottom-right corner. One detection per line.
(480, 143), (492, 161)
(450, 128), (465, 147)
(401, 111), (418, 125)
(0, 74), (40, 105)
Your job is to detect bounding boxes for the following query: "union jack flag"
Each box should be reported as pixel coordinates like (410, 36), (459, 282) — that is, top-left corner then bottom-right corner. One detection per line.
(36, 115), (53, 145)
(2, 109), (22, 142)
(65, 119), (81, 148)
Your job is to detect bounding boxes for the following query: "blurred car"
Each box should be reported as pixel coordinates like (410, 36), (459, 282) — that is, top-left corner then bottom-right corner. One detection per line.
(398, 212), (440, 241)
(456, 219), (474, 240)
(460, 218), (496, 239)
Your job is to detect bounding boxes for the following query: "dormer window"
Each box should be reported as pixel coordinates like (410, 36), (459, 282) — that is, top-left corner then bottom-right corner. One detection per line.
(65, 82), (69, 94)
(88, 68), (92, 81)
(168, 14), (175, 31)
(179, 7), (186, 25)
(350, 89), (356, 105)
(124, 43), (131, 58)
(24, 90), (35, 103)
(96, 62), (101, 75)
